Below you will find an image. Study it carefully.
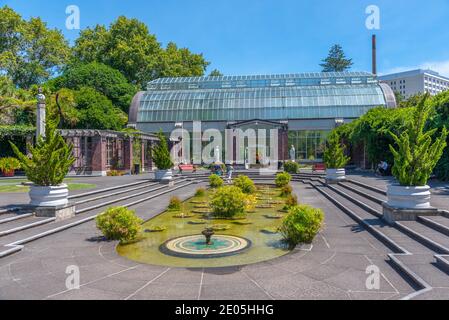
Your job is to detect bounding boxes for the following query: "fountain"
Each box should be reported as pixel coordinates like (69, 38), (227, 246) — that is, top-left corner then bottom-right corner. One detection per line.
(201, 227), (215, 245)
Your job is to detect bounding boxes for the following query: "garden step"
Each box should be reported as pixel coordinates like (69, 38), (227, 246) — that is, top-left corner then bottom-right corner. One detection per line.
(418, 216), (449, 237)
(0, 216), (54, 237)
(391, 254), (449, 299)
(313, 183), (433, 255)
(337, 181), (386, 205)
(396, 221), (449, 254)
(0, 180), (199, 258)
(346, 178), (387, 196)
(0, 212), (34, 225)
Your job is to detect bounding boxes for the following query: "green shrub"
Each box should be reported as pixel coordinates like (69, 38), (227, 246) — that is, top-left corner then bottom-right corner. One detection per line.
(280, 184), (293, 197)
(233, 175), (256, 194)
(323, 131), (350, 169)
(168, 196), (182, 211)
(279, 205), (324, 247)
(209, 174), (224, 188)
(283, 194), (298, 210)
(10, 116), (75, 186)
(210, 186), (246, 218)
(96, 207), (143, 243)
(389, 95), (448, 186)
(275, 172), (291, 188)
(0, 157), (21, 173)
(194, 187), (206, 197)
(152, 130), (174, 170)
(283, 161), (299, 174)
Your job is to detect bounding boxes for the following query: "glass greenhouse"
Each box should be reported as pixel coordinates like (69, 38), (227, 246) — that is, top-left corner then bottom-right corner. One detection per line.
(129, 72), (396, 163)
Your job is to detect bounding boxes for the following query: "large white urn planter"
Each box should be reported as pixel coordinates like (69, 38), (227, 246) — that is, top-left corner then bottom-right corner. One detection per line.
(386, 185), (431, 209)
(29, 184), (69, 207)
(325, 168), (346, 184)
(155, 169), (173, 183)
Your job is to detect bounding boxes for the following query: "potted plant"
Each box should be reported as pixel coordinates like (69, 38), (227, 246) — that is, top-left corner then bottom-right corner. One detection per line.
(152, 130), (174, 182)
(10, 116), (75, 207)
(0, 157), (21, 177)
(387, 95), (448, 210)
(323, 131), (350, 183)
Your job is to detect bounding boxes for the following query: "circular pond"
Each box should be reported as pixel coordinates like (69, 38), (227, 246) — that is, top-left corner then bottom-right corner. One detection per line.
(117, 185), (291, 268)
(160, 234), (251, 258)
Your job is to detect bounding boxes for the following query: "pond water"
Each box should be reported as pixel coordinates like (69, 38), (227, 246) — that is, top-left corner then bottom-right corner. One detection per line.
(117, 185), (292, 268)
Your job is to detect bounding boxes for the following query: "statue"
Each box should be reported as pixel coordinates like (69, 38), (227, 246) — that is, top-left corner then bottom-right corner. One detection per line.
(214, 145), (220, 163)
(289, 145), (296, 162)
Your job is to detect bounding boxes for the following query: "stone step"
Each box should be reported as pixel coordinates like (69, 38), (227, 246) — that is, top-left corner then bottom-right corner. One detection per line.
(418, 216), (449, 237)
(396, 220), (449, 255)
(337, 181), (386, 205)
(0, 212), (34, 225)
(346, 178), (387, 196)
(0, 216), (54, 237)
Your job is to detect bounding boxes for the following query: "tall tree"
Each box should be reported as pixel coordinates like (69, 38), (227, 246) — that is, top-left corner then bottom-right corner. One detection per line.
(48, 62), (137, 113)
(320, 44), (353, 72)
(72, 16), (210, 88)
(0, 6), (70, 88)
(208, 69), (223, 77)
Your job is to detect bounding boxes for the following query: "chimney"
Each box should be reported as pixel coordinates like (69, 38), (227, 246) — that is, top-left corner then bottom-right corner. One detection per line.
(372, 34), (377, 75)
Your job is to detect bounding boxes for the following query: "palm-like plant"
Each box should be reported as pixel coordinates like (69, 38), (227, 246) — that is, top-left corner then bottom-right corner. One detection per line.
(10, 114), (75, 186)
(323, 131), (350, 169)
(389, 94), (448, 186)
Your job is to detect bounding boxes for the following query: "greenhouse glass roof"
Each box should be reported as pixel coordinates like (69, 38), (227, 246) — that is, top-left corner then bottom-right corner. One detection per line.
(133, 72), (392, 123)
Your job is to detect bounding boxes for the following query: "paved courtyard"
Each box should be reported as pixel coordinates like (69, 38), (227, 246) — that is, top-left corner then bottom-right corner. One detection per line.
(0, 178), (419, 300)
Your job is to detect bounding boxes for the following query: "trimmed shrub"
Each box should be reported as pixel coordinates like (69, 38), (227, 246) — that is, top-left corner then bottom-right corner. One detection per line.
(194, 187), (206, 197)
(209, 174), (224, 188)
(96, 207), (143, 243)
(233, 175), (256, 194)
(279, 205), (324, 247)
(0, 157), (21, 173)
(210, 186), (246, 218)
(283, 194), (298, 210)
(168, 196), (182, 211)
(275, 172), (291, 188)
(323, 131), (350, 169)
(283, 161), (299, 174)
(280, 184), (293, 197)
(152, 130), (174, 170)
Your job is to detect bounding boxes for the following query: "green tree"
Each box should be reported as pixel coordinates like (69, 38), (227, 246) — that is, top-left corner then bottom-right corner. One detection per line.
(320, 44), (353, 72)
(10, 114), (75, 186)
(0, 6), (70, 88)
(323, 131), (350, 168)
(389, 94), (448, 186)
(152, 131), (174, 170)
(72, 16), (210, 88)
(209, 69), (223, 77)
(74, 87), (127, 130)
(430, 91), (449, 181)
(49, 62), (137, 113)
(0, 75), (35, 125)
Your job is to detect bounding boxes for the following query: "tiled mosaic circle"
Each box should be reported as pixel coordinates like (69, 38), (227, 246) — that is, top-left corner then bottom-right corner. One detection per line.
(160, 235), (251, 259)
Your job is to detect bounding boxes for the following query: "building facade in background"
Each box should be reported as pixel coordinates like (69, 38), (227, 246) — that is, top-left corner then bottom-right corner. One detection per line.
(129, 72), (396, 164)
(379, 69), (449, 98)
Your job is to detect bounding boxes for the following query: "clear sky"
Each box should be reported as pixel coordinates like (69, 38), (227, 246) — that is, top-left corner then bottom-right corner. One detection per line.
(3, 0), (449, 77)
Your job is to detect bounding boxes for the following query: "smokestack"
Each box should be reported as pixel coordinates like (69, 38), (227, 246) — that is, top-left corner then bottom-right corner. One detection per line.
(372, 34), (377, 75)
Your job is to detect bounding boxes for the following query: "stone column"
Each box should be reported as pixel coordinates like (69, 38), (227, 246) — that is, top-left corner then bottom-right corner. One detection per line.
(141, 141), (145, 172)
(124, 137), (133, 174)
(36, 87), (46, 139)
(91, 136), (107, 176)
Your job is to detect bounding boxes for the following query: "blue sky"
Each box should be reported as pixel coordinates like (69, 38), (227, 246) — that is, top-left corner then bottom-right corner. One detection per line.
(3, 0), (449, 77)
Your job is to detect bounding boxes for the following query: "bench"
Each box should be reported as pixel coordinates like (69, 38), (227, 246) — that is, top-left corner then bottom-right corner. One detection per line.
(312, 163), (326, 172)
(178, 164), (196, 173)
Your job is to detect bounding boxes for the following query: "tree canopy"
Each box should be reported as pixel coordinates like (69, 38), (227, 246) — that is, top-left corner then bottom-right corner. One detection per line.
(71, 16), (210, 88)
(320, 44), (353, 72)
(0, 6), (70, 88)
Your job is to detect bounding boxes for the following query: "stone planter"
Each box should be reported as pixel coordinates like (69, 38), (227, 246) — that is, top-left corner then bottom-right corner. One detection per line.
(155, 169), (173, 183)
(325, 168), (346, 184)
(383, 184), (438, 224)
(386, 185), (431, 209)
(29, 184), (69, 207)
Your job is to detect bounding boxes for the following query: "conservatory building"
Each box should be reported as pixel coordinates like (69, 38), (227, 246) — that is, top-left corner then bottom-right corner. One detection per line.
(129, 72), (396, 164)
